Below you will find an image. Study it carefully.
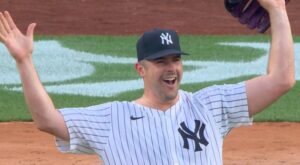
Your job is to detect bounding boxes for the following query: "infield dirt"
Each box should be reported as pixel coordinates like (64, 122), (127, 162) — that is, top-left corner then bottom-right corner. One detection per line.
(1, 122), (300, 165)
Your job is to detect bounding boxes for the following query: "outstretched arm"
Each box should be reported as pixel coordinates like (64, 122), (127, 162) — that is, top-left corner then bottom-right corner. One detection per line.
(0, 11), (69, 141)
(246, 0), (295, 117)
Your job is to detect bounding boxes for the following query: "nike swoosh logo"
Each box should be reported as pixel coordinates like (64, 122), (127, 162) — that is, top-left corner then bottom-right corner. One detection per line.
(130, 116), (144, 120)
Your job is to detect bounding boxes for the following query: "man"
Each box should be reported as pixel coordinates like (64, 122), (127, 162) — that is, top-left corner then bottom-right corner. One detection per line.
(0, 0), (295, 164)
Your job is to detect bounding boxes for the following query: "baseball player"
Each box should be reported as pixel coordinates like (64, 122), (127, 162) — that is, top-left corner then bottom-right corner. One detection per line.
(0, 0), (295, 164)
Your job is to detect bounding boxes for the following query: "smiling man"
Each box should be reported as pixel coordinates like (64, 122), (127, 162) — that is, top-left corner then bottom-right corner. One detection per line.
(135, 29), (187, 110)
(0, 0), (295, 164)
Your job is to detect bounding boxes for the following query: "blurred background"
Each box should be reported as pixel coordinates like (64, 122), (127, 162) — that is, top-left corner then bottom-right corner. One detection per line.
(0, 0), (299, 35)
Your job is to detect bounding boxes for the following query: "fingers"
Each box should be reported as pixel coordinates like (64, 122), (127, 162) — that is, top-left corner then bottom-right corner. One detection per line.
(26, 23), (36, 38)
(0, 12), (8, 40)
(4, 11), (17, 30)
(0, 12), (11, 34)
(0, 11), (17, 41)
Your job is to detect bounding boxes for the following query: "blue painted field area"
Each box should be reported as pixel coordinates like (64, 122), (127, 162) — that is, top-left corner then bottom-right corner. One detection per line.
(0, 35), (299, 121)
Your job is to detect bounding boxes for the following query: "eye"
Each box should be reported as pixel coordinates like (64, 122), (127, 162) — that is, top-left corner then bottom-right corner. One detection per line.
(173, 57), (181, 62)
(156, 60), (164, 64)
(153, 59), (165, 64)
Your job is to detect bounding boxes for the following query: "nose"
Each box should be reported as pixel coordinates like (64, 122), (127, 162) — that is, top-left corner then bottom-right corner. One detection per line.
(165, 60), (179, 72)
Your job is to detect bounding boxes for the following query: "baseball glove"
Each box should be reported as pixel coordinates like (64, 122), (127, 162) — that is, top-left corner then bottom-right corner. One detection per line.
(224, 0), (290, 33)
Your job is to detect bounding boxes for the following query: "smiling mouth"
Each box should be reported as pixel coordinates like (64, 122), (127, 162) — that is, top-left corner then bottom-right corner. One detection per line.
(163, 77), (177, 85)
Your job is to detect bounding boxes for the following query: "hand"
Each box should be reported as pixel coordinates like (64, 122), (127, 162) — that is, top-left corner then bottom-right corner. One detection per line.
(224, 0), (290, 33)
(257, 0), (287, 12)
(0, 11), (36, 63)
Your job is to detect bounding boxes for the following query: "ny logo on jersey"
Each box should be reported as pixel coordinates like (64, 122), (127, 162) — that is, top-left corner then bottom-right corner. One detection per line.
(178, 120), (209, 152)
(160, 32), (173, 45)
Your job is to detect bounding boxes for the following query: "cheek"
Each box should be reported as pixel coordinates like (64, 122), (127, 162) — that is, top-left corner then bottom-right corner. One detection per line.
(144, 69), (160, 81)
(150, 71), (161, 81)
(178, 65), (183, 75)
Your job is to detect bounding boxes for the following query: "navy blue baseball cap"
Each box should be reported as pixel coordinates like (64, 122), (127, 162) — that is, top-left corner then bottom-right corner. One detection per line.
(136, 28), (188, 61)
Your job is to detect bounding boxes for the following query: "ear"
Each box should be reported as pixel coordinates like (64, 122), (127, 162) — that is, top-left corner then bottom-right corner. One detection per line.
(135, 62), (145, 77)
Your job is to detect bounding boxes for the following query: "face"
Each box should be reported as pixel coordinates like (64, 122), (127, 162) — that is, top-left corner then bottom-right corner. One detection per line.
(136, 55), (183, 103)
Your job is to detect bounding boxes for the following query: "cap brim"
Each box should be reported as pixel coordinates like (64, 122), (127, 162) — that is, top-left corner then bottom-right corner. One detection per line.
(144, 49), (189, 60)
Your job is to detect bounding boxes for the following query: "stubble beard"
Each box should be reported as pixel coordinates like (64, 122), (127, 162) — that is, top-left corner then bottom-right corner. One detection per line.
(157, 82), (180, 103)
(163, 89), (179, 102)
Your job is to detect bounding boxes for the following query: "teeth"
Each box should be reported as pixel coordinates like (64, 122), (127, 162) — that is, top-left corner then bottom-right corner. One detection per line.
(165, 77), (176, 81)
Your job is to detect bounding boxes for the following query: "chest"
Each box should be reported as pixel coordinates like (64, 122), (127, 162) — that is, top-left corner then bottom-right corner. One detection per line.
(104, 102), (222, 164)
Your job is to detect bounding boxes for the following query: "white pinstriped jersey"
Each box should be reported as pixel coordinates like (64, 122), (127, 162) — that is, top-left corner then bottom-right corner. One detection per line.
(56, 82), (252, 165)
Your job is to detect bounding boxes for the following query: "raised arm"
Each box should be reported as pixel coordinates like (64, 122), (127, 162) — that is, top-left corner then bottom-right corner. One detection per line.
(0, 11), (69, 140)
(246, 0), (295, 117)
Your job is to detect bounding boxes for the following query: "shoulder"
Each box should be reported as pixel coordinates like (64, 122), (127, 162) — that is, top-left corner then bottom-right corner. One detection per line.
(58, 102), (115, 117)
(192, 82), (246, 98)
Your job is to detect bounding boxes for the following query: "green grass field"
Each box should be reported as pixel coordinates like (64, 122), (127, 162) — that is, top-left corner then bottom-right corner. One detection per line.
(0, 35), (299, 122)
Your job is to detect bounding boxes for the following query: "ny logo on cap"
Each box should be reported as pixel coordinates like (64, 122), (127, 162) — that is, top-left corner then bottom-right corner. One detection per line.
(160, 32), (173, 45)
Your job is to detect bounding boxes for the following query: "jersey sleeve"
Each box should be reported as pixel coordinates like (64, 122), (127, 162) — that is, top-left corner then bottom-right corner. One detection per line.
(55, 102), (112, 154)
(194, 82), (252, 138)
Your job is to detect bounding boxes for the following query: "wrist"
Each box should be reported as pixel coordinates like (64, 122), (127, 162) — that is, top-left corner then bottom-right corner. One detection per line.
(269, 7), (286, 15)
(15, 55), (33, 68)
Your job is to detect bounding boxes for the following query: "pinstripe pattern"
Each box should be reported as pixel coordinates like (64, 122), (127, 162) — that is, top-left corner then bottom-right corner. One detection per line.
(56, 82), (252, 165)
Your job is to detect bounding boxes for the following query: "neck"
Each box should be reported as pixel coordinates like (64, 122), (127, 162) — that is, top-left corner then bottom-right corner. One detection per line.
(135, 93), (179, 111)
